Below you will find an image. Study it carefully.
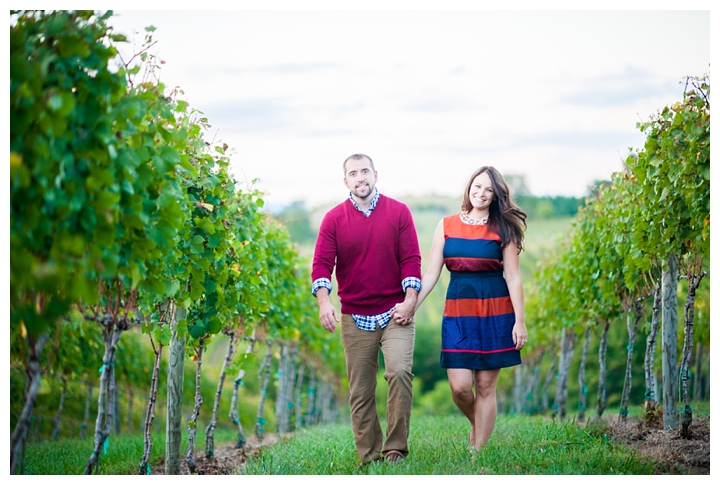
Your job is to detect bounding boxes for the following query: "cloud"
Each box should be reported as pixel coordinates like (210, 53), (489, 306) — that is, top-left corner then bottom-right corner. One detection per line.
(561, 83), (681, 107)
(427, 130), (644, 155)
(560, 66), (685, 107)
(511, 131), (645, 151)
(103, 9), (710, 207)
(231, 62), (343, 75)
(404, 98), (482, 113)
(201, 98), (296, 132)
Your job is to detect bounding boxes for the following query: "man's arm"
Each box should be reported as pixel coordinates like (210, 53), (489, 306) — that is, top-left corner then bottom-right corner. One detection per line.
(397, 204), (422, 281)
(392, 205), (423, 325)
(311, 213), (340, 333)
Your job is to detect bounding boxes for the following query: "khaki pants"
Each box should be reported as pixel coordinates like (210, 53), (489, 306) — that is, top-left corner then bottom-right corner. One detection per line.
(340, 314), (415, 463)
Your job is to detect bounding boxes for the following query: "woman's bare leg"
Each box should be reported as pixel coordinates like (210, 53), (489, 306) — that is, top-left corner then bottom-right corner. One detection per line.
(473, 369), (501, 448)
(447, 368), (476, 444)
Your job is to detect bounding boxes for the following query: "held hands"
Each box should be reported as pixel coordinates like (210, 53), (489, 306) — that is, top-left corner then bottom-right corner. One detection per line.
(392, 287), (419, 326)
(391, 300), (416, 326)
(513, 322), (528, 350)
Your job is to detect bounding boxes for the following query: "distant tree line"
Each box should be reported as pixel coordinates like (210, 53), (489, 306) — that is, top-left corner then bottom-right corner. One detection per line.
(514, 194), (586, 220)
(275, 191), (590, 247)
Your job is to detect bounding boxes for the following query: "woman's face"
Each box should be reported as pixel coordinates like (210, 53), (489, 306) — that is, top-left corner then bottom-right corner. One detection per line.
(468, 171), (495, 212)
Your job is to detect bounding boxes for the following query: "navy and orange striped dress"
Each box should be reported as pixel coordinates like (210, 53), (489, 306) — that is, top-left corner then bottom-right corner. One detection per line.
(440, 213), (521, 370)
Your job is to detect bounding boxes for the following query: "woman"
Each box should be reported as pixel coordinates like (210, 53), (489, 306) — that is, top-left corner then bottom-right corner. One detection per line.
(414, 166), (528, 451)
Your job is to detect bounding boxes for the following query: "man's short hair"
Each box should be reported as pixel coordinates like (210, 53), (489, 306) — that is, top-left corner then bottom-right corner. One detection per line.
(343, 153), (375, 174)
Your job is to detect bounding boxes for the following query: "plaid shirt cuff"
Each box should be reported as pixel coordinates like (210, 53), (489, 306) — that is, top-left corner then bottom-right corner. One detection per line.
(312, 278), (333, 297)
(402, 277), (422, 293)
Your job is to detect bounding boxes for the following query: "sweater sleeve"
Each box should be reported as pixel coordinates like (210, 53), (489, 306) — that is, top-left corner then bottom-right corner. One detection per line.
(397, 203), (422, 281)
(311, 210), (337, 284)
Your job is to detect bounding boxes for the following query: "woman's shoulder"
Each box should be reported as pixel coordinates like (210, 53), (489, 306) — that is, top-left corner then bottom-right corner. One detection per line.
(441, 213), (462, 231)
(442, 212), (461, 222)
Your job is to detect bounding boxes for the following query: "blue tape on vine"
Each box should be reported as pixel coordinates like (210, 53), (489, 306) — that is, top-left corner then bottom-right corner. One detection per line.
(103, 437), (109, 454)
(146, 465), (151, 475)
(287, 402), (294, 409)
(619, 408), (629, 416)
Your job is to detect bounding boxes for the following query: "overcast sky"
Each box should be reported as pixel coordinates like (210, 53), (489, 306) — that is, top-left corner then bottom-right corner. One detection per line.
(106, 4), (711, 210)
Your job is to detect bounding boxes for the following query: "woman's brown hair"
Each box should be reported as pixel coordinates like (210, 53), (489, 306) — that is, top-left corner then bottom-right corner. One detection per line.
(461, 166), (528, 252)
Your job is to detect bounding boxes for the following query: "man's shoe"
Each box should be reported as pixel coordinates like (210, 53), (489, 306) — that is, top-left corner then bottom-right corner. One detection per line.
(385, 451), (404, 463)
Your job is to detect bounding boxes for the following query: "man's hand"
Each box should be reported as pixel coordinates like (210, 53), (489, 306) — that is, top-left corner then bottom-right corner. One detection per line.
(316, 288), (340, 333)
(391, 288), (418, 326)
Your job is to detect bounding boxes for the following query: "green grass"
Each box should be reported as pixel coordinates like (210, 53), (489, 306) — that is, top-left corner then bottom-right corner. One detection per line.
(241, 414), (657, 475)
(19, 427), (238, 475)
(20, 406), (709, 475)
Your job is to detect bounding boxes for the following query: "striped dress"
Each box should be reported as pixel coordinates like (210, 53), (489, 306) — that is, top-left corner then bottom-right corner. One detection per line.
(440, 213), (521, 370)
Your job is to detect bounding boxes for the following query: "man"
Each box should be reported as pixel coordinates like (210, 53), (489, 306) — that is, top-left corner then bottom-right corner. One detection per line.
(311, 153), (422, 465)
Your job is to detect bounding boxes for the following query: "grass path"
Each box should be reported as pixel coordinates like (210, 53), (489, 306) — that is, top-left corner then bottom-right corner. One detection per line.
(241, 414), (657, 475)
(20, 410), (709, 475)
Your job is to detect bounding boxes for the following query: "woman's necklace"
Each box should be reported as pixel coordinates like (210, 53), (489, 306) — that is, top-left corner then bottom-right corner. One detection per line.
(460, 211), (488, 225)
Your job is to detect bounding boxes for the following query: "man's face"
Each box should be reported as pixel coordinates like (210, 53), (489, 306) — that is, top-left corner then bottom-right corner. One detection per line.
(343, 157), (377, 201)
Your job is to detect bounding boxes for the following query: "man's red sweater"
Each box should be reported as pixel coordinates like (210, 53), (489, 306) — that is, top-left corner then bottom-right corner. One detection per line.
(311, 195), (422, 315)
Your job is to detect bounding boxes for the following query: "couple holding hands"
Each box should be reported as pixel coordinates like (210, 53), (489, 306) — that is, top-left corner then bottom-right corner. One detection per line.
(311, 153), (528, 465)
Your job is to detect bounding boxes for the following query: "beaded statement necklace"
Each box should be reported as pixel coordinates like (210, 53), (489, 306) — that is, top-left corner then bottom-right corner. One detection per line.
(460, 211), (489, 226)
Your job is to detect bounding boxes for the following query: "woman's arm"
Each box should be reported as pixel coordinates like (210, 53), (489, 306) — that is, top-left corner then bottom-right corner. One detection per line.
(503, 241), (527, 349)
(413, 219), (446, 312)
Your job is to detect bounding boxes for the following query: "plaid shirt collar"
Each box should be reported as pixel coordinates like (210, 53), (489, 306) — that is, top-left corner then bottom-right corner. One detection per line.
(348, 188), (380, 217)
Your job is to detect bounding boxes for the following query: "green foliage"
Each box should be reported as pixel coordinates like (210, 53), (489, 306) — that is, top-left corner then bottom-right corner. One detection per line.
(523, 73), (710, 418)
(276, 200), (316, 245)
(413, 379), (458, 416)
(515, 194), (585, 220)
(629, 75), (710, 261)
(10, 9), (347, 458)
(11, 10), (132, 336)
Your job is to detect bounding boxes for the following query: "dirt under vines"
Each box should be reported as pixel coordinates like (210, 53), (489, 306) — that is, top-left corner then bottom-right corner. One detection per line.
(150, 416), (710, 475)
(604, 415), (710, 475)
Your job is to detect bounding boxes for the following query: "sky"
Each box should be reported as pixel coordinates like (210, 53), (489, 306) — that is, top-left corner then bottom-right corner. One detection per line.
(103, 3), (712, 211)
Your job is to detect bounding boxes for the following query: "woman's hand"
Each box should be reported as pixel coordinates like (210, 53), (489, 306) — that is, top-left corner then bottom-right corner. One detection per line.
(513, 322), (528, 350)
